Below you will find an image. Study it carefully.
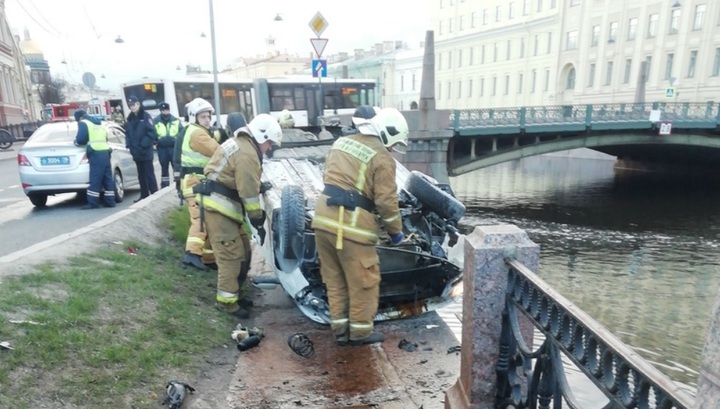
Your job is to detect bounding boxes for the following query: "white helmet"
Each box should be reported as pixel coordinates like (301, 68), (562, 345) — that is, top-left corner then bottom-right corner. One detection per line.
(368, 108), (409, 150)
(247, 113), (283, 147)
(185, 98), (214, 123)
(278, 109), (295, 129)
(351, 105), (381, 128)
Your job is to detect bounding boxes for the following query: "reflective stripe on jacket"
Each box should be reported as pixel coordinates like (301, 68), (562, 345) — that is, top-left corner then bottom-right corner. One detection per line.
(311, 134), (402, 245)
(198, 133), (263, 223)
(83, 119), (110, 152)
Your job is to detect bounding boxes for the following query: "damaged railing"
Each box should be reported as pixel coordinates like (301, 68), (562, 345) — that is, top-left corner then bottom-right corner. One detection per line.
(496, 258), (694, 409)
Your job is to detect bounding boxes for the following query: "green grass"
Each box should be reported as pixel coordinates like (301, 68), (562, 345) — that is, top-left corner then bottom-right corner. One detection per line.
(0, 208), (236, 408)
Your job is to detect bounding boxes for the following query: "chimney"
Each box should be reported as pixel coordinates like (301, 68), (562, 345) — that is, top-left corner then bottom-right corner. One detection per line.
(383, 41), (394, 52)
(354, 48), (365, 59)
(375, 43), (383, 55)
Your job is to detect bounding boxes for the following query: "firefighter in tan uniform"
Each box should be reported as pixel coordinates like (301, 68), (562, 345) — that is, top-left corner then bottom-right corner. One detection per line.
(197, 113), (282, 318)
(311, 107), (409, 346)
(180, 98), (221, 270)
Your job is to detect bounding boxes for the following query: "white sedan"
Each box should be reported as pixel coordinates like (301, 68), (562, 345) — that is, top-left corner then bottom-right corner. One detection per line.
(17, 121), (140, 207)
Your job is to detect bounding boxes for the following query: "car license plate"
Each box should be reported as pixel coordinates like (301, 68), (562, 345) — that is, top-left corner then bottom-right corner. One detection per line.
(40, 156), (70, 166)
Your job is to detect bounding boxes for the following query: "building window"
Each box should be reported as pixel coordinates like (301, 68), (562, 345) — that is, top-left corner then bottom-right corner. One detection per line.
(531, 69), (537, 93)
(566, 31), (578, 50)
(483, 8), (489, 25)
(608, 22), (618, 42)
(439, 20), (444, 35)
(605, 61), (613, 85)
(458, 49), (463, 67)
(449, 18), (454, 33)
(469, 47), (474, 65)
(591, 25), (600, 46)
(518, 73), (524, 93)
(504, 75), (510, 95)
(494, 42), (498, 62)
(713, 48), (720, 76)
(447, 81), (451, 99)
(481, 45), (486, 63)
(520, 38), (525, 58)
(550, 0), (557, 7)
(471, 12), (477, 28)
(437, 82), (442, 99)
(547, 32), (552, 53)
(448, 51), (453, 69)
(506, 40), (512, 60)
(543, 69), (550, 91)
(570, 0), (580, 5)
(496, 5), (501, 21)
(669, 9), (680, 34)
(623, 59), (632, 83)
(566, 68), (575, 89)
(509, 2), (515, 19)
(468, 78), (473, 97)
(480, 77), (485, 96)
(438, 53), (442, 70)
(492, 76), (497, 95)
(588, 63), (596, 87)
(457, 80), (462, 99)
(644, 56), (652, 82)
(665, 53), (674, 79)
(688, 50), (698, 78)
(537, 0), (543, 12)
(401, 75), (404, 91)
(412, 74), (416, 90)
(694, 4), (706, 30)
(523, 0), (531, 15)
(534, 35), (539, 56)
(647, 13), (658, 38)
(628, 18), (638, 40)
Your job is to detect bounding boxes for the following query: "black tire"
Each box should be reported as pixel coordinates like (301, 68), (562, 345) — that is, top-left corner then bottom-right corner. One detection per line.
(29, 193), (47, 207)
(113, 169), (125, 203)
(405, 171), (466, 222)
(0, 129), (13, 150)
(279, 185), (306, 260)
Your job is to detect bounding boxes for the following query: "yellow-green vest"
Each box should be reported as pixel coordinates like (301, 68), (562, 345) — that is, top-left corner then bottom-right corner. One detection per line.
(155, 119), (180, 138)
(180, 123), (212, 170)
(82, 119), (110, 152)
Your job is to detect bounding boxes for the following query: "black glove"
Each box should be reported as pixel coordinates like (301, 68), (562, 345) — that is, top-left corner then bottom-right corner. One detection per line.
(259, 181), (272, 194)
(256, 226), (266, 246)
(250, 211), (267, 245)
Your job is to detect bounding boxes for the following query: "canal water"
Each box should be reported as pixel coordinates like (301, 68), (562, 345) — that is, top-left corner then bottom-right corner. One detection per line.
(439, 149), (720, 403)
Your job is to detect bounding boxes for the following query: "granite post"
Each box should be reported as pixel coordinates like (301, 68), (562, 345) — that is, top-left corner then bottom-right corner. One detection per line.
(445, 225), (539, 409)
(694, 286), (720, 409)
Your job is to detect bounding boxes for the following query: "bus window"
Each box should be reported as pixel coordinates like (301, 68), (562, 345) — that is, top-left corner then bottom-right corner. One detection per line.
(175, 83), (214, 117)
(270, 86), (294, 111)
(293, 87), (306, 110)
(123, 83), (164, 110)
(238, 89), (254, 121)
(221, 86), (241, 114)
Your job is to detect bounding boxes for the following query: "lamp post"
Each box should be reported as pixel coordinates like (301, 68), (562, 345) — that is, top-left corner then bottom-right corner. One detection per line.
(208, 0), (221, 127)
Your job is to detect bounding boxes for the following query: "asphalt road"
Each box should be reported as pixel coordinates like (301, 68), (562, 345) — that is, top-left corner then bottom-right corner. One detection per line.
(0, 143), (161, 257)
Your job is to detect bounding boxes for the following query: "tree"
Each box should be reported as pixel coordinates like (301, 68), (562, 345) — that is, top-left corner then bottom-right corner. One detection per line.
(37, 79), (66, 105)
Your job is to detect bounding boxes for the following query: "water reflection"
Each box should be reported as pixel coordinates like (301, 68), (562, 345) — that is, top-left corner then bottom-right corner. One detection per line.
(451, 150), (720, 394)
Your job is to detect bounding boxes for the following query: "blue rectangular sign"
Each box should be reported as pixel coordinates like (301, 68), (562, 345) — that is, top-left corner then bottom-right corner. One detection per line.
(312, 59), (327, 78)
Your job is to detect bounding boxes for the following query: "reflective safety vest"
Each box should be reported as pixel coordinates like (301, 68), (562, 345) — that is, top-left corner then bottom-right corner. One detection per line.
(155, 119), (180, 138)
(180, 123), (212, 171)
(82, 119), (110, 152)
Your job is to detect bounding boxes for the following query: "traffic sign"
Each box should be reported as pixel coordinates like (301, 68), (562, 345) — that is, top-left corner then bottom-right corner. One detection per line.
(312, 59), (327, 78)
(82, 72), (96, 88)
(665, 87), (675, 99)
(308, 11), (328, 37)
(310, 38), (328, 57)
(659, 122), (673, 135)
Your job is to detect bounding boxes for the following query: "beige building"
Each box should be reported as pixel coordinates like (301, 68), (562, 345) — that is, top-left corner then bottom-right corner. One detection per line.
(431, 0), (720, 109)
(224, 52), (308, 79)
(0, 0), (35, 124)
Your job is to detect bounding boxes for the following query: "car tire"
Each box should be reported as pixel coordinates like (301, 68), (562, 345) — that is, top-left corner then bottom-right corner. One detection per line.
(405, 171), (466, 222)
(113, 169), (125, 203)
(29, 193), (47, 207)
(279, 185), (306, 260)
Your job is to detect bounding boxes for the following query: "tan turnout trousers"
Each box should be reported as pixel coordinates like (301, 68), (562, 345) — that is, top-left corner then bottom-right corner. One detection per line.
(204, 210), (251, 305)
(315, 230), (381, 341)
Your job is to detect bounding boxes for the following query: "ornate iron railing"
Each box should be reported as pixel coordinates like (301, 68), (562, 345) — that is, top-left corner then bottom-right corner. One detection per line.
(496, 258), (695, 409)
(451, 102), (720, 135)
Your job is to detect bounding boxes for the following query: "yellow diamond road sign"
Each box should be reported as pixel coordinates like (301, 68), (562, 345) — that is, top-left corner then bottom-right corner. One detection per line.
(309, 11), (328, 37)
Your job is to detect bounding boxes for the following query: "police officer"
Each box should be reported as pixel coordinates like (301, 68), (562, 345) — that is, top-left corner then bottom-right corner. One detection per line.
(73, 109), (116, 209)
(154, 102), (184, 188)
(179, 98), (221, 270)
(198, 113), (282, 318)
(311, 107), (409, 346)
(125, 95), (158, 202)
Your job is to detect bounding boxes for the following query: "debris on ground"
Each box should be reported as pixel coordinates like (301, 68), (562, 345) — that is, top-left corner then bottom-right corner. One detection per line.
(1, 341), (13, 350)
(447, 345), (462, 354)
(287, 332), (315, 358)
(398, 338), (419, 352)
(162, 380), (195, 408)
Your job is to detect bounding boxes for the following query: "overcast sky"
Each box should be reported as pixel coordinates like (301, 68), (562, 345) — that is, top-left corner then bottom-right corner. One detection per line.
(6, 0), (430, 90)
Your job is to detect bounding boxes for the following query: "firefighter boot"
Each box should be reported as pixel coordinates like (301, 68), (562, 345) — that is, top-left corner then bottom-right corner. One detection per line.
(348, 332), (384, 346)
(215, 302), (250, 319)
(182, 252), (208, 271)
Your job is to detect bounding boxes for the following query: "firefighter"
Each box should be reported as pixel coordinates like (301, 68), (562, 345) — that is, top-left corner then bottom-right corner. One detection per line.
(278, 109), (295, 129)
(154, 102), (184, 188)
(197, 113), (282, 318)
(73, 109), (116, 209)
(311, 107), (409, 346)
(179, 98), (221, 270)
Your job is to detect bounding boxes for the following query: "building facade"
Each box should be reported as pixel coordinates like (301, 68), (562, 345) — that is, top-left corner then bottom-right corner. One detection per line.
(0, 0), (34, 124)
(431, 0), (720, 109)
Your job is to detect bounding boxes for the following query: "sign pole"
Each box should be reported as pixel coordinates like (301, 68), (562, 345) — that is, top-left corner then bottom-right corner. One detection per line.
(309, 12), (329, 127)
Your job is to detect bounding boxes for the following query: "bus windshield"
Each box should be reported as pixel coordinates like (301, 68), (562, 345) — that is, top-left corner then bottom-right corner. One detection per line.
(123, 83), (165, 110)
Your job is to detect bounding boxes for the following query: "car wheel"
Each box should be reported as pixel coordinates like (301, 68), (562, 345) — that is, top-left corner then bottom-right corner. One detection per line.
(405, 171), (466, 222)
(29, 193), (48, 207)
(279, 185), (306, 260)
(113, 169), (125, 203)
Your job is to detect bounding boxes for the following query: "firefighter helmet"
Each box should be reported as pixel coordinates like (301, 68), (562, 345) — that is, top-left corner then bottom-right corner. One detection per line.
(247, 113), (282, 147)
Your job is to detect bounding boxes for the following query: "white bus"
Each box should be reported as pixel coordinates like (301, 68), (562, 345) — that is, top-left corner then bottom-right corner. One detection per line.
(120, 75), (377, 128)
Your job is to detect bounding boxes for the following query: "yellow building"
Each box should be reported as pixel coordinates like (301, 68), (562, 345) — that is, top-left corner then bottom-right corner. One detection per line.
(431, 0), (720, 108)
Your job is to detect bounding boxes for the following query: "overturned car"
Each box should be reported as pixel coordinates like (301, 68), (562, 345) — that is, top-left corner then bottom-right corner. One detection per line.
(253, 152), (465, 324)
